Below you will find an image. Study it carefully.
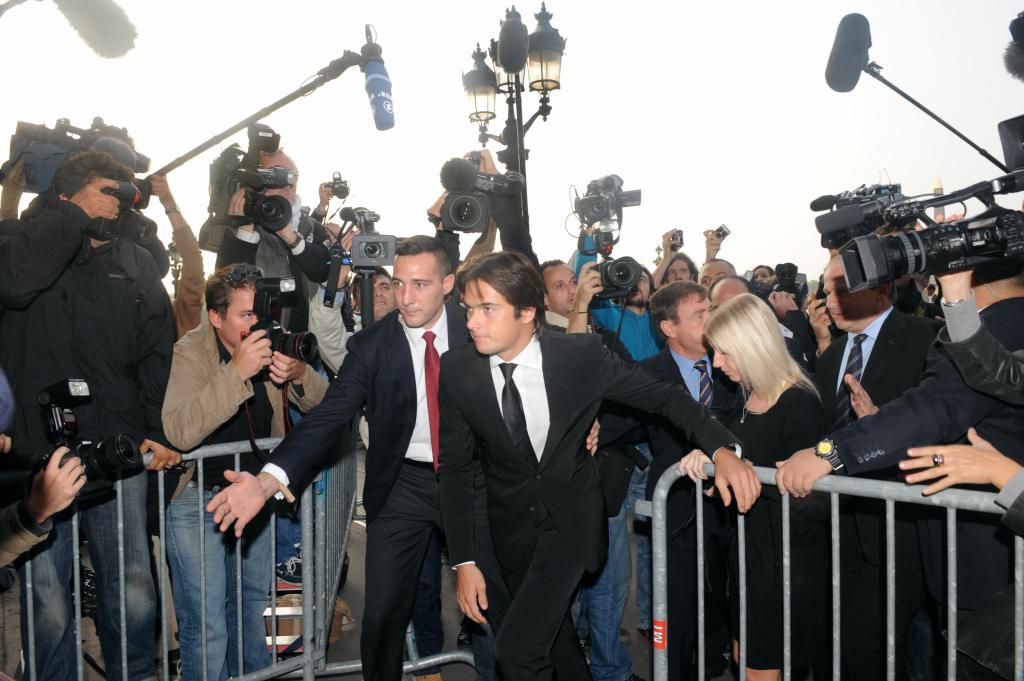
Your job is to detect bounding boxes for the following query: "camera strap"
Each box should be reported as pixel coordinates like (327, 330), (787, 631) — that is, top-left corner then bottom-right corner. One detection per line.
(243, 397), (269, 463)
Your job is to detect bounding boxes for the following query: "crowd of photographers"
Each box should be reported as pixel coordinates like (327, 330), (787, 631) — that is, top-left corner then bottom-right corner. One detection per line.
(0, 118), (1023, 681)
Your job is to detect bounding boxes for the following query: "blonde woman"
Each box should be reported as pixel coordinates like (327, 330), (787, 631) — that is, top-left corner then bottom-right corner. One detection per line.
(679, 294), (828, 681)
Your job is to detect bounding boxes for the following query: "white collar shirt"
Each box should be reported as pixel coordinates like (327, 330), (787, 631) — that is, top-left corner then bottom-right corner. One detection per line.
(488, 335), (549, 461)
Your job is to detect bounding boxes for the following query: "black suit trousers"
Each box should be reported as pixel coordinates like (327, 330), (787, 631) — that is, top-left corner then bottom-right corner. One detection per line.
(495, 506), (592, 681)
(362, 462), (441, 681)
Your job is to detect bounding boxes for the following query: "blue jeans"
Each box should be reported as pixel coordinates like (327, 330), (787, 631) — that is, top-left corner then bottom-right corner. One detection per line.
(626, 443), (653, 630)
(578, 498), (633, 681)
(166, 482), (273, 681)
(275, 513), (301, 563)
(19, 471), (156, 681)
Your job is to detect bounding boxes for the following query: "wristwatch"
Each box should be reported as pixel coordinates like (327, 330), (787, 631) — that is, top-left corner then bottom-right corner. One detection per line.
(814, 438), (844, 471)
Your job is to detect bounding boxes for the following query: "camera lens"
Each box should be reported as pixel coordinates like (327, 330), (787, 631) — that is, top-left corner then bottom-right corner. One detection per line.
(452, 196), (482, 228)
(247, 194), (291, 231)
(362, 242), (383, 259)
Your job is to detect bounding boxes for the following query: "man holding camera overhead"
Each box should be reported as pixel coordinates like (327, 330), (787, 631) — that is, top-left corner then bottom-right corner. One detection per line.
(0, 149), (175, 681)
(161, 264), (327, 681)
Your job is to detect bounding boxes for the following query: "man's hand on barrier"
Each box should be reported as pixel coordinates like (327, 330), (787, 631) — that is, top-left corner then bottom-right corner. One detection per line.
(142, 439), (182, 471)
(678, 449), (713, 487)
(68, 177), (120, 221)
(775, 448), (831, 498)
(586, 419), (600, 456)
(843, 374), (878, 419)
(712, 448), (760, 513)
(900, 427), (1022, 495)
(455, 563), (489, 624)
(207, 470), (277, 537)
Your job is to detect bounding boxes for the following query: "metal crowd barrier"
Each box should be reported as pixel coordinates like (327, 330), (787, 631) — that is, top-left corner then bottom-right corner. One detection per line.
(636, 464), (1024, 681)
(18, 434), (473, 681)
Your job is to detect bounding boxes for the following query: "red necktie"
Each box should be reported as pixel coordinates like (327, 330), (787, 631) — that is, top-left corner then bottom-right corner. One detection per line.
(423, 330), (441, 471)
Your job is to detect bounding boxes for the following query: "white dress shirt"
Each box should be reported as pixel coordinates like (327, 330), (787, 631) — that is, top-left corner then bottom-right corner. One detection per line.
(488, 336), (550, 461)
(263, 306), (449, 488)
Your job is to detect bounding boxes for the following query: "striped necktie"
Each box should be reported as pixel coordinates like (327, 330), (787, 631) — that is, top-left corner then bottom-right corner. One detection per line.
(832, 333), (868, 430)
(694, 359), (714, 407)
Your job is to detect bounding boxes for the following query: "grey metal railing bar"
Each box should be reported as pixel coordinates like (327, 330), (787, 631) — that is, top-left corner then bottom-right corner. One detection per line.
(946, 508), (957, 681)
(781, 491), (791, 681)
(116, 477), (128, 681)
(830, 492), (840, 681)
(738, 512), (747, 681)
(199, 458), (209, 681)
(236, 452), (245, 677)
(72, 510), (84, 681)
(696, 481), (706, 681)
(885, 499), (895, 681)
(158, 469), (170, 681)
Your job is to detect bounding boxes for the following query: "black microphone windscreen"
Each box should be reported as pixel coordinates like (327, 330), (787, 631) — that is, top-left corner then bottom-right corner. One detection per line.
(826, 13), (871, 93)
(1005, 41), (1024, 82)
(498, 12), (529, 74)
(440, 158), (479, 193)
(810, 195), (838, 212)
(53, 0), (137, 58)
(339, 207), (358, 222)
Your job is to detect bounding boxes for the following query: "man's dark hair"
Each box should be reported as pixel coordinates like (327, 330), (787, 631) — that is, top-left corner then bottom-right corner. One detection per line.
(640, 265), (655, 292)
(52, 149), (134, 198)
(205, 263), (260, 317)
(539, 259), (568, 280)
(753, 264), (775, 277)
(457, 251), (546, 334)
(396, 235), (452, 276)
(649, 281), (707, 327)
(666, 252), (699, 281)
(708, 275), (752, 298)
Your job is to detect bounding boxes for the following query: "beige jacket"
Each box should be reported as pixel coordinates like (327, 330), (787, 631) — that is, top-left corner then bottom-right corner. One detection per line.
(161, 323), (328, 487)
(0, 503), (48, 566)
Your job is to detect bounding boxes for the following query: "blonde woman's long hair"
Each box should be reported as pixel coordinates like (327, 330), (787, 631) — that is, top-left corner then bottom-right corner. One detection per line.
(703, 293), (818, 409)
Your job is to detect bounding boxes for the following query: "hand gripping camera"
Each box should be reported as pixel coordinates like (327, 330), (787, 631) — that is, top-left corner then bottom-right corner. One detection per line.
(246, 278), (319, 370)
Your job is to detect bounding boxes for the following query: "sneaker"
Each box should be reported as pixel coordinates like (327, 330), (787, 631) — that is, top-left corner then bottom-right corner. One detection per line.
(276, 554), (302, 585)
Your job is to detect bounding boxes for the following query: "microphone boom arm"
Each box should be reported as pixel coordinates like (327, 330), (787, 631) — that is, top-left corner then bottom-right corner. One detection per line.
(863, 61), (1008, 173)
(151, 50), (366, 177)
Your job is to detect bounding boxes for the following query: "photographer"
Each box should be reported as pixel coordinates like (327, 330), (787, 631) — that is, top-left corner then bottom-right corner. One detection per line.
(652, 229), (698, 286)
(161, 264), (327, 681)
(0, 149), (174, 681)
(698, 258), (736, 289)
(216, 149), (330, 333)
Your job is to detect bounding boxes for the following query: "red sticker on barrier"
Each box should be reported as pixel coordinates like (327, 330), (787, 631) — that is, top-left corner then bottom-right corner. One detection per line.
(652, 619), (667, 650)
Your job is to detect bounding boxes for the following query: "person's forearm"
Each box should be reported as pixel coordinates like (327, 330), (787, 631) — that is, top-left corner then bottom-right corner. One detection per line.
(652, 254), (670, 288)
(942, 292), (982, 343)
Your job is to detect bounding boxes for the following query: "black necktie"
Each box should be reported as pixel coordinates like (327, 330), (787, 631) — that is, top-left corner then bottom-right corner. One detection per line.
(832, 333), (868, 430)
(499, 363), (535, 458)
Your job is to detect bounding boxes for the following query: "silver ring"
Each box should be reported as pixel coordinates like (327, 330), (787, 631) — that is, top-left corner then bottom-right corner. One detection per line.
(932, 453), (944, 467)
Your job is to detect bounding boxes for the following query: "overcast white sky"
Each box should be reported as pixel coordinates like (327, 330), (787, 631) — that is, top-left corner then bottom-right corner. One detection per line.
(2, 0), (1023, 281)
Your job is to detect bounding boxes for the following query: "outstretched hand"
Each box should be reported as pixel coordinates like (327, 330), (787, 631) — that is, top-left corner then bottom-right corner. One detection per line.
(206, 470), (278, 537)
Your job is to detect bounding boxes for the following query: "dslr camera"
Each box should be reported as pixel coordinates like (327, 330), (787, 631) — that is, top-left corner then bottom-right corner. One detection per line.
(247, 277), (319, 368)
(88, 180), (159, 243)
(324, 171), (350, 200)
(37, 379), (141, 498)
(574, 175), (642, 229)
(199, 123), (294, 252)
(439, 157), (526, 233)
(773, 262), (809, 308)
(834, 171), (1024, 291)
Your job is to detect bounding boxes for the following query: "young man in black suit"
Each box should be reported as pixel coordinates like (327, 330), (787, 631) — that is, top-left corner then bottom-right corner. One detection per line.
(438, 252), (757, 681)
(206, 235), (496, 681)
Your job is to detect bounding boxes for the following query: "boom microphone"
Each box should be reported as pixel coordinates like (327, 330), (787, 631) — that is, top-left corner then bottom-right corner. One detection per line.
(52, 0), (137, 58)
(826, 13), (872, 93)
(1005, 12), (1024, 82)
(810, 195), (838, 212)
(440, 158), (479, 193)
(361, 26), (394, 131)
(497, 7), (529, 74)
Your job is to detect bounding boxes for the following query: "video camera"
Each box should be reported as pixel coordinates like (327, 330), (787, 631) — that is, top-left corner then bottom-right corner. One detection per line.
(1, 117), (150, 195)
(572, 174), (644, 299)
(811, 183), (908, 249)
(198, 123), (294, 252)
(37, 379), (141, 499)
(439, 156), (526, 233)
(247, 277), (319, 369)
(836, 170), (1024, 291)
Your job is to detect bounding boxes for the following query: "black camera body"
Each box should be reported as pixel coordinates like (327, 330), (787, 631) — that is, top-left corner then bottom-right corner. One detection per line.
(249, 277), (319, 366)
(37, 379), (141, 497)
(575, 175), (642, 227)
(327, 171), (350, 200)
(87, 181), (158, 244)
(442, 192), (492, 233)
(772, 262), (809, 308)
(595, 256), (643, 300)
(438, 158), (526, 233)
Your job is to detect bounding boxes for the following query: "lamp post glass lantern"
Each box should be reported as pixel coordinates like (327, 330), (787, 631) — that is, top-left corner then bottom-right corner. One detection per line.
(527, 3), (565, 92)
(463, 43), (497, 122)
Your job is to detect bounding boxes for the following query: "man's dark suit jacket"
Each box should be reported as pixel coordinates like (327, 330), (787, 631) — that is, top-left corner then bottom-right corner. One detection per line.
(437, 331), (739, 575)
(830, 297), (1024, 609)
(816, 310), (941, 565)
(269, 303), (468, 522)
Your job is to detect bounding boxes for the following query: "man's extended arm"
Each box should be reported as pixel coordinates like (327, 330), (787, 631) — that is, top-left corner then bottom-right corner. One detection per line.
(0, 202), (88, 309)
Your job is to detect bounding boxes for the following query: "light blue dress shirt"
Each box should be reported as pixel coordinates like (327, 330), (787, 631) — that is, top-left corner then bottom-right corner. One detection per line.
(834, 306), (894, 394)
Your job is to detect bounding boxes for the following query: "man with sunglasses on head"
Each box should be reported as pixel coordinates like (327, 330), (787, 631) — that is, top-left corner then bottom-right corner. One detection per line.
(161, 263), (327, 681)
(216, 149), (331, 333)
